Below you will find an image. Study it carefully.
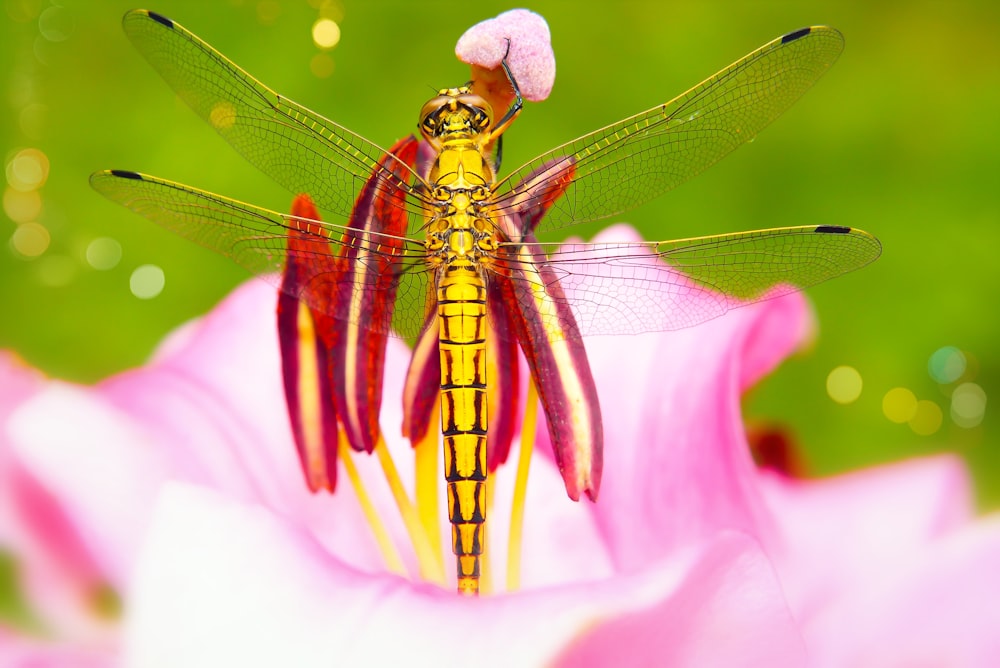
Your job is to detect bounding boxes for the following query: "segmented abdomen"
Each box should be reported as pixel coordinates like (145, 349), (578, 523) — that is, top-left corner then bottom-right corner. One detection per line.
(437, 259), (488, 595)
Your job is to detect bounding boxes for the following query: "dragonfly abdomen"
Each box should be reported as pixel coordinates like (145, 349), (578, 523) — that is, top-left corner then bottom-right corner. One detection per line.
(437, 259), (489, 595)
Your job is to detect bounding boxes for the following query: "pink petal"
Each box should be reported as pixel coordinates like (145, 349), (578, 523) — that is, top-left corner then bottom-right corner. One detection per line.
(0, 472), (104, 640)
(0, 351), (45, 551)
(125, 484), (805, 667)
(455, 9), (555, 102)
(760, 455), (974, 619)
(6, 280), (294, 589)
(733, 283), (815, 392)
(482, 437), (613, 588)
(11, 383), (174, 586)
(0, 354), (119, 639)
(0, 627), (114, 668)
(0, 351), (43, 417)
(5, 282), (427, 593)
(805, 516), (1000, 666)
(552, 533), (806, 667)
(105, 279), (294, 499)
(563, 225), (813, 571)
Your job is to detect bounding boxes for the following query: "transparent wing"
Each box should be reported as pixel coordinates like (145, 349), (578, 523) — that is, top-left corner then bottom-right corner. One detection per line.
(487, 225), (881, 338)
(91, 169), (435, 339)
(492, 26), (844, 234)
(121, 9), (434, 228)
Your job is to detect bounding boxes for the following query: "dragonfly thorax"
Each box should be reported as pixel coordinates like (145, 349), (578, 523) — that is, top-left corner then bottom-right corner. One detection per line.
(424, 187), (498, 262)
(422, 136), (499, 234)
(418, 85), (501, 263)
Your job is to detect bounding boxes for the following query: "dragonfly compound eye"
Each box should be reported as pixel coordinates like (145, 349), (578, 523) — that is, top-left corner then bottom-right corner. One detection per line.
(418, 95), (454, 137)
(470, 108), (490, 132)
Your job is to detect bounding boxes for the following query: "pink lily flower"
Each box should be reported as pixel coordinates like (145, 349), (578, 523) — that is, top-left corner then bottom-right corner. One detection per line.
(2, 224), (999, 666)
(5, 8), (997, 666)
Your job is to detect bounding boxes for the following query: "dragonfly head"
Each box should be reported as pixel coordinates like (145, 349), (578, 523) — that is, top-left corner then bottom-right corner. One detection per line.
(419, 86), (494, 143)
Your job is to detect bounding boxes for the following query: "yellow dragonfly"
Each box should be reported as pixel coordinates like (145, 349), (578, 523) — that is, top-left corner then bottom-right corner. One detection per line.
(91, 11), (880, 595)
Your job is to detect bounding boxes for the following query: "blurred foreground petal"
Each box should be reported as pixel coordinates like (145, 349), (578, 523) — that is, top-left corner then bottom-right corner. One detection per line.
(124, 484), (805, 668)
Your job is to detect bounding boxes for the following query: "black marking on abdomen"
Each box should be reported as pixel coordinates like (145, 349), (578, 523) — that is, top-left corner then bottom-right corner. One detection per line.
(438, 299), (487, 306)
(815, 225), (851, 234)
(441, 382), (487, 390)
(439, 338), (486, 346)
(472, 390), (485, 428)
(782, 27), (811, 43)
(147, 11), (174, 28)
(443, 427), (487, 437)
(450, 495), (485, 523)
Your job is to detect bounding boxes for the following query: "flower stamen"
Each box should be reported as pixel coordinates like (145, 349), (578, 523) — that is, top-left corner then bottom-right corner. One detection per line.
(374, 436), (446, 585)
(479, 475), (496, 594)
(507, 379), (539, 592)
(413, 402), (445, 575)
(338, 437), (406, 577)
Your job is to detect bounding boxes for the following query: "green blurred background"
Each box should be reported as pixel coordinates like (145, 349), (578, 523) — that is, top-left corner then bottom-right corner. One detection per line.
(1, 1), (997, 505)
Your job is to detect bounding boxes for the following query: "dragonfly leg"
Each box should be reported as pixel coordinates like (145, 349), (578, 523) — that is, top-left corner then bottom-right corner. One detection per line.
(487, 39), (524, 142)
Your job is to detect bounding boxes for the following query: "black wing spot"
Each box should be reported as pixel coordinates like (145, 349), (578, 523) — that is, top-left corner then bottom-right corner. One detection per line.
(815, 225), (851, 234)
(111, 169), (142, 181)
(109, 169), (143, 180)
(781, 27), (812, 44)
(146, 11), (174, 29)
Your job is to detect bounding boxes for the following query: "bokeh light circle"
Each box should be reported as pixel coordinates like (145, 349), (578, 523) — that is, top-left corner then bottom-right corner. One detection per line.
(882, 387), (918, 424)
(10, 221), (49, 257)
(130, 264), (165, 299)
(86, 237), (122, 270)
(3, 187), (42, 223)
(951, 382), (986, 429)
(826, 365), (862, 404)
(928, 346), (966, 384)
(312, 18), (341, 49)
(909, 400), (943, 436)
(6, 148), (49, 191)
(38, 5), (74, 42)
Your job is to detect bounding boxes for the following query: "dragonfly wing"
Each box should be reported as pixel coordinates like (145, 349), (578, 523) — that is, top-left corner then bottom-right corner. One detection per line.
(120, 10), (432, 227)
(488, 225), (881, 338)
(90, 169), (434, 339)
(492, 26), (843, 233)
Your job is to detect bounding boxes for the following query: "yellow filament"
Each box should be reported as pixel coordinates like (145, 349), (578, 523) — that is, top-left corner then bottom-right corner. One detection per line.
(413, 400), (444, 575)
(375, 436), (446, 585)
(507, 379), (539, 592)
(338, 437), (406, 577)
(479, 473), (495, 595)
